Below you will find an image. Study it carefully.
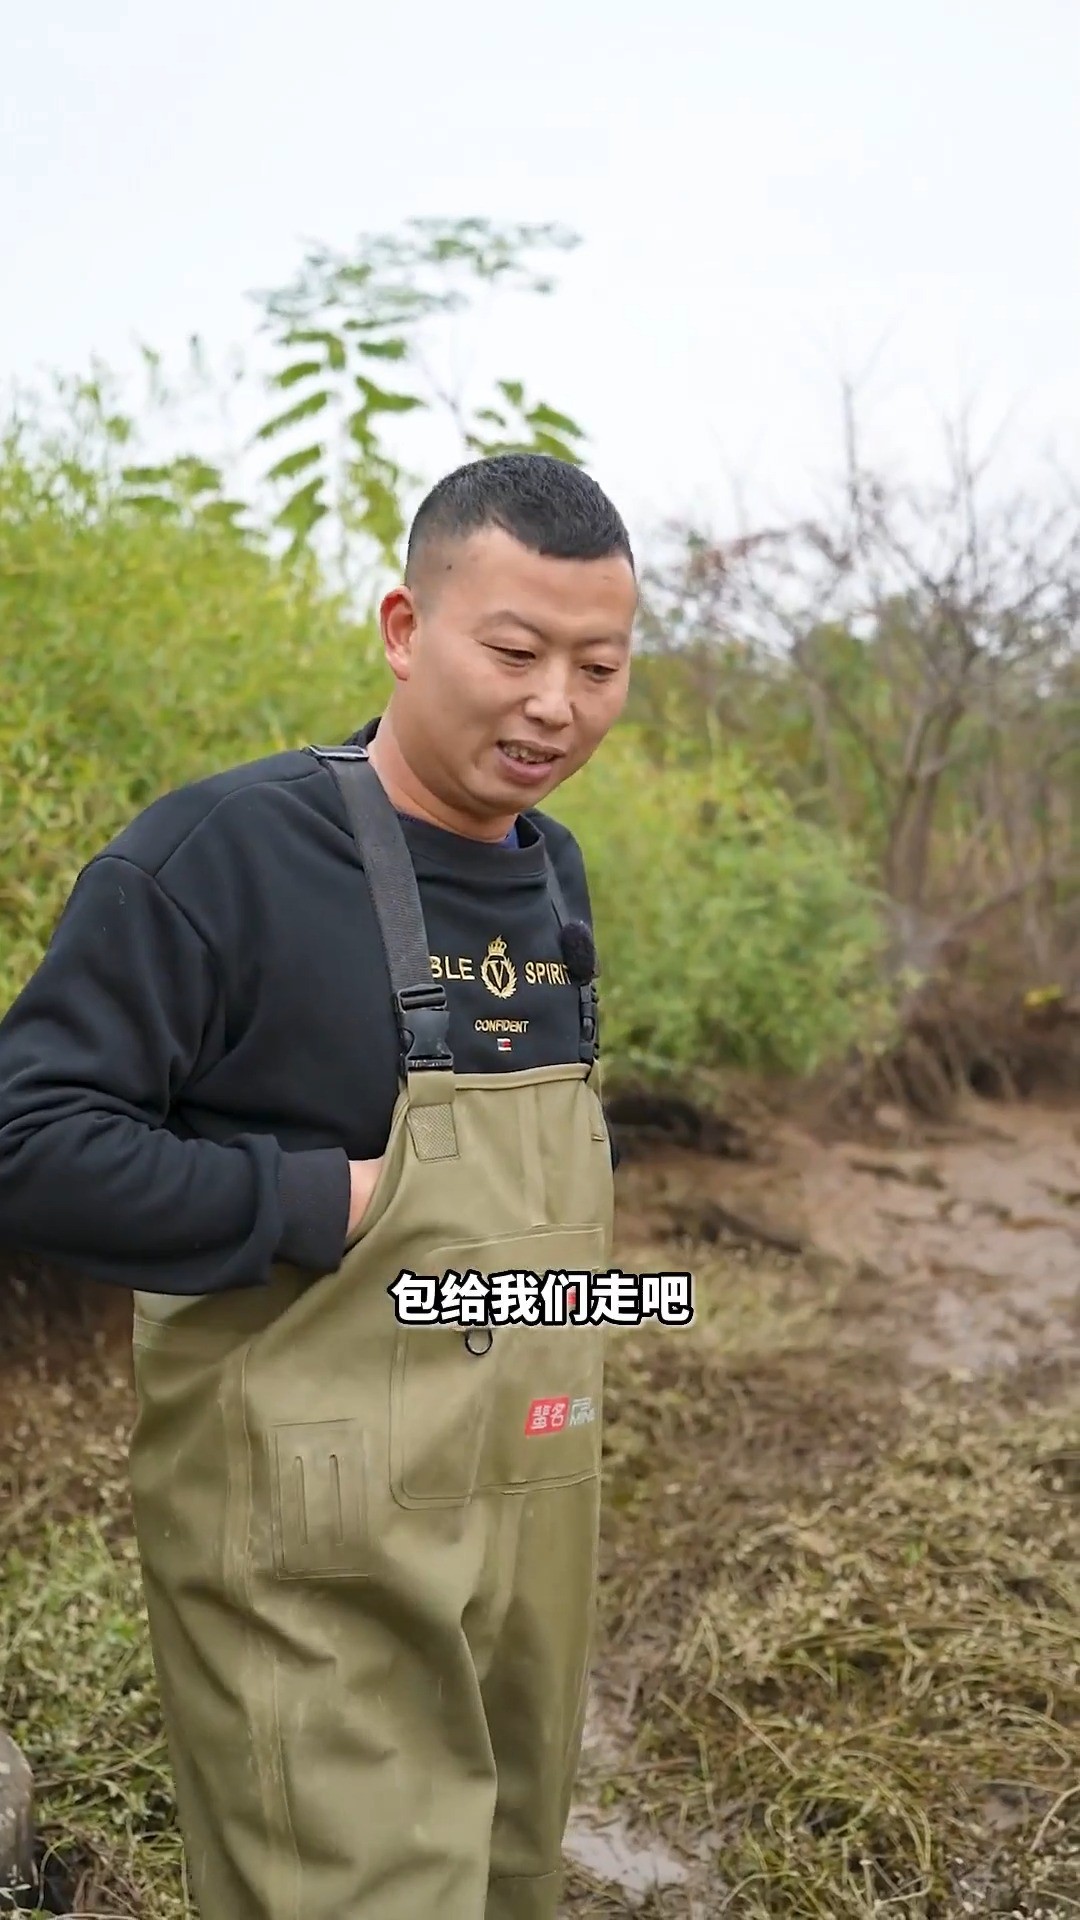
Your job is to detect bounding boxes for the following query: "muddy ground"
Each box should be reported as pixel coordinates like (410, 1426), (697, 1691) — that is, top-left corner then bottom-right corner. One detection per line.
(564, 1090), (1080, 1914)
(2, 1089), (1079, 1917)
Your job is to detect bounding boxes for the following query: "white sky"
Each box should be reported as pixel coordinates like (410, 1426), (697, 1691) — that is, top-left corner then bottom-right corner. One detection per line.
(3, 0), (1078, 558)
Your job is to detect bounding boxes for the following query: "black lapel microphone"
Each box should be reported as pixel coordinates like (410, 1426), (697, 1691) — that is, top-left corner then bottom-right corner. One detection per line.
(558, 919), (598, 984)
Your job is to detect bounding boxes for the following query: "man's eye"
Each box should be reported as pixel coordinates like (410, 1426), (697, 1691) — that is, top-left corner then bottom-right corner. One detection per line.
(585, 664), (618, 680)
(493, 647), (533, 663)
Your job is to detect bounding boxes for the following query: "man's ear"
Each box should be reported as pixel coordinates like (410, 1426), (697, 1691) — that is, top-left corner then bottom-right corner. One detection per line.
(379, 586), (419, 683)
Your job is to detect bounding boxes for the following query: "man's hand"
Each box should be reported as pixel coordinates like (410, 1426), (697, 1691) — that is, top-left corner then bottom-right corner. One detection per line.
(347, 1156), (385, 1239)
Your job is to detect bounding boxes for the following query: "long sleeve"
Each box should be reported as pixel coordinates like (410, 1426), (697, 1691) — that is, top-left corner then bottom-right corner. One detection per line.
(0, 856), (350, 1293)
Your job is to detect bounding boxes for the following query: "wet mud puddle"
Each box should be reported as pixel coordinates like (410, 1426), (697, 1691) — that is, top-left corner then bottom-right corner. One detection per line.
(626, 1092), (1080, 1380)
(795, 1098), (1080, 1374)
(564, 1689), (698, 1910)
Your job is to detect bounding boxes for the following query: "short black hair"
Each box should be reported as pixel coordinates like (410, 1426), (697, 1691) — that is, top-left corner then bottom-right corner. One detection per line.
(405, 452), (635, 583)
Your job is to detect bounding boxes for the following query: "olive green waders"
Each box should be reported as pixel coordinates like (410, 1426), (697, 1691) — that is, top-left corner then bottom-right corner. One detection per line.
(129, 746), (614, 1920)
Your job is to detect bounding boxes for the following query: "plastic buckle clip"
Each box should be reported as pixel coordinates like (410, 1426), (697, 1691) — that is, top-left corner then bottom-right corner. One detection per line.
(396, 982), (453, 1072)
(579, 983), (598, 1064)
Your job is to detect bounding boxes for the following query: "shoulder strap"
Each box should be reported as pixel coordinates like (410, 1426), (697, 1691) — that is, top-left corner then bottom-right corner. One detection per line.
(542, 848), (599, 1068)
(304, 745), (453, 1077)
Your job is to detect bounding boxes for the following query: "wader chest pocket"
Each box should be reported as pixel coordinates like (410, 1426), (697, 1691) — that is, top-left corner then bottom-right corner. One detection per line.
(390, 1226), (606, 1509)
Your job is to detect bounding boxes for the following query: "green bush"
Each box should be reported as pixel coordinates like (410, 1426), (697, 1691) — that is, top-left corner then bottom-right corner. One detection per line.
(549, 725), (892, 1078)
(0, 431), (387, 1000)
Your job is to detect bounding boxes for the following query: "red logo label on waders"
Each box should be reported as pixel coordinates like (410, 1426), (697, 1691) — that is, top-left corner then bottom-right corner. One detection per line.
(524, 1397), (570, 1434)
(524, 1396), (597, 1434)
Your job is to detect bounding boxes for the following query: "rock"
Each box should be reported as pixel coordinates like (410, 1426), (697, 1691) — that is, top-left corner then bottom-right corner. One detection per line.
(0, 1729), (35, 1906)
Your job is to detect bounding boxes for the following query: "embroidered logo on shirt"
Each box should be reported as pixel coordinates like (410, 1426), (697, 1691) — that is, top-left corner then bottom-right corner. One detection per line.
(481, 936), (517, 999)
(428, 948), (570, 991)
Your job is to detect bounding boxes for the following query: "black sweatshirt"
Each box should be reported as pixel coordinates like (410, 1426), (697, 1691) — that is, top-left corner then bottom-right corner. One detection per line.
(0, 716), (616, 1297)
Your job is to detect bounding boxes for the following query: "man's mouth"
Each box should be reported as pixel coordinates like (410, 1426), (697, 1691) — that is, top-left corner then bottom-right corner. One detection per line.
(497, 741), (563, 766)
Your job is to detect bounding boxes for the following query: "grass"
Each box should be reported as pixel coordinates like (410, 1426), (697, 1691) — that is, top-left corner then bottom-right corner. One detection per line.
(1, 1525), (185, 1919)
(598, 1324), (1080, 1916)
(2, 1220), (1080, 1919)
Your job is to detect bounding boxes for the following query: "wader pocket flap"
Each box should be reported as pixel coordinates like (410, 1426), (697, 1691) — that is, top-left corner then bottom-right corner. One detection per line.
(390, 1224), (607, 1508)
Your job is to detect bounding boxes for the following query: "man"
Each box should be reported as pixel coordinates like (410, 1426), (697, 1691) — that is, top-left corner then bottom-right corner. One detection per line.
(0, 452), (637, 1920)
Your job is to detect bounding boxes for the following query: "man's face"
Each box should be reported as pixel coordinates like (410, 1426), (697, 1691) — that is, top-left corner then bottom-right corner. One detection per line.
(379, 526), (636, 825)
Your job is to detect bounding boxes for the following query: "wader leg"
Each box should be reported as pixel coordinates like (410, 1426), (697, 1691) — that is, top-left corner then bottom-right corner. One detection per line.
(145, 1568), (504, 1920)
(137, 1453), (505, 1920)
(484, 1483), (600, 1920)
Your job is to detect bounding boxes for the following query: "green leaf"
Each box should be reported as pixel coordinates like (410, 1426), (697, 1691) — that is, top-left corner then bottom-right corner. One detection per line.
(357, 474), (402, 519)
(196, 499), (250, 528)
(280, 329), (347, 371)
(346, 411), (376, 452)
(357, 337), (409, 361)
(356, 475), (406, 551)
(254, 391), (331, 441)
(266, 443), (323, 484)
(123, 494), (181, 519)
(497, 379), (525, 409)
(529, 431), (583, 463)
(120, 465), (176, 487)
(354, 376), (423, 415)
(273, 360), (325, 391)
(172, 459), (224, 496)
(274, 478), (327, 538)
(526, 402), (584, 438)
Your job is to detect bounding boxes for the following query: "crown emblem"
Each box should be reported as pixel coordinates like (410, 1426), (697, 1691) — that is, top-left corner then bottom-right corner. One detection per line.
(481, 936), (517, 1000)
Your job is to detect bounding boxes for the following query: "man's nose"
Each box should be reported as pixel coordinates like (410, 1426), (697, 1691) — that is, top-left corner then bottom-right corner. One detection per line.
(521, 667), (575, 729)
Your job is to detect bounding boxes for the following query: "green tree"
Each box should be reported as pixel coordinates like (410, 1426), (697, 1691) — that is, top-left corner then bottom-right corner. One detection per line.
(250, 218), (587, 579)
